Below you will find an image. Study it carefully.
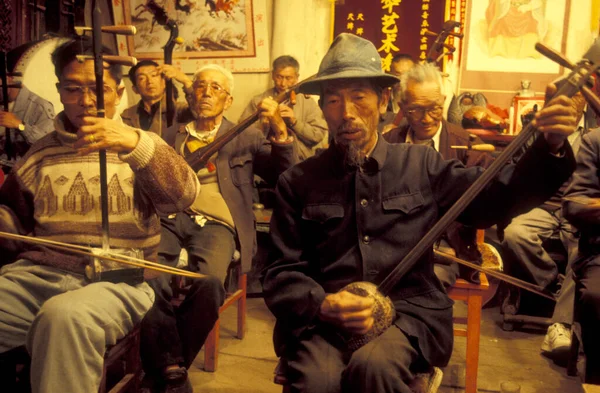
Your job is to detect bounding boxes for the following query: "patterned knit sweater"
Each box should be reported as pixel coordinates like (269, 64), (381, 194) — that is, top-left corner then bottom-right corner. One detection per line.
(0, 112), (199, 274)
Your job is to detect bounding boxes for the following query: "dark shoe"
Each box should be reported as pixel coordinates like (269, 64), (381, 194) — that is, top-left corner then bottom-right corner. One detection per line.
(161, 367), (193, 393)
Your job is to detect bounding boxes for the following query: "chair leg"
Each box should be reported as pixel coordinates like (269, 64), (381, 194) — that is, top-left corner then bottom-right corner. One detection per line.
(204, 320), (220, 372)
(465, 291), (482, 393)
(237, 273), (247, 339)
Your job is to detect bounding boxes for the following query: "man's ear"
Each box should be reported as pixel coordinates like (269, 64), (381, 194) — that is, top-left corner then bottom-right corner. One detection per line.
(379, 87), (391, 113)
(223, 94), (234, 111)
(132, 85), (139, 95)
(115, 83), (125, 106)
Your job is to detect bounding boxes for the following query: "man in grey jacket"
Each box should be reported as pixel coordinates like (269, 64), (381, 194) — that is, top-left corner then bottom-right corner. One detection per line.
(240, 55), (328, 160)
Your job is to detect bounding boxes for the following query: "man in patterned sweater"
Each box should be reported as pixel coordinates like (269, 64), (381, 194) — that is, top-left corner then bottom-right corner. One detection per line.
(0, 38), (198, 393)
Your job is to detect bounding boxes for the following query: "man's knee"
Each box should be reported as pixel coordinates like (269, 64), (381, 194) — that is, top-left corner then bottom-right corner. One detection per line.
(188, 275), (226, 307)
(502, 223), (529, 246)
(345, 339), (412, 382)
(289, 362), (341, 393)
(35, 296), (82, 328)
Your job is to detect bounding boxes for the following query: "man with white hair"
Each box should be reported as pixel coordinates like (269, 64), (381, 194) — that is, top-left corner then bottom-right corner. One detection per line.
(139, 64), (298, 393)
(384, 62), (495, 289)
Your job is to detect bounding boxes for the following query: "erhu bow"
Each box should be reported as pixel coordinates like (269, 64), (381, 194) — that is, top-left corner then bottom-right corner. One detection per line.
(343, 39), (600, 351)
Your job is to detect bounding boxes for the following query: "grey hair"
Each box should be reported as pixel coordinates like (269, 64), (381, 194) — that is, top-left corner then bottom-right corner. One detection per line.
(399, 62), (443, 104)
(193, 64), (235, 94)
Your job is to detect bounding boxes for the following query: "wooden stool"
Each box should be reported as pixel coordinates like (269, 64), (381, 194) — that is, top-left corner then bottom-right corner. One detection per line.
(447, 273), (490, 393)
(99, 324), (142, 393)
(0, 325), (142, 393)
(172, 251), (247, 372)
(203, 262), (247, 372)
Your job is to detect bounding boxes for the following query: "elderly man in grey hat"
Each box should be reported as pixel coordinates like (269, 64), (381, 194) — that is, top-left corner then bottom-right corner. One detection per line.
(262, 33), (578, 393)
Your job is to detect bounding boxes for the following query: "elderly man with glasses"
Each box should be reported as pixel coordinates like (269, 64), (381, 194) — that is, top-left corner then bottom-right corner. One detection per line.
(383, 62), (495, 289)
(139, 64), (298, 393)
(0, 38), (199, 393)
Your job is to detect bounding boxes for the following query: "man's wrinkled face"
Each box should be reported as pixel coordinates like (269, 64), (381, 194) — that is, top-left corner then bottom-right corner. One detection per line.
(401, 80), (445, 140)
(133, 65), (165, 101)
(191, 69), (233, 121)
(57, 59), (122, 129)
(321, 79), (389, 166)
(272, 66), (298, 94)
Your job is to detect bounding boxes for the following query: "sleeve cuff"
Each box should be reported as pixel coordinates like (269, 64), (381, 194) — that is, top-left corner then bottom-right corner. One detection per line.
(270, 135), (295, 145)
(119, 129), (156, 169)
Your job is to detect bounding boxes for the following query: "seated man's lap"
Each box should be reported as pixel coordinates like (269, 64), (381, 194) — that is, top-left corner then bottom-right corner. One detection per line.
(0, 260), (154, 353)
(286, 324), (419, 393)
(185, 221), (236, 283)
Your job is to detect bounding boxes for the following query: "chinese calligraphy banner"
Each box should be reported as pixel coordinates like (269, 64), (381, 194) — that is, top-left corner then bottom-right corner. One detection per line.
(334, 0), (446, 71)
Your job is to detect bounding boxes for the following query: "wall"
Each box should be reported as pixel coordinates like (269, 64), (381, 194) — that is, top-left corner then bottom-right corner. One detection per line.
(121, 0), (332, 124)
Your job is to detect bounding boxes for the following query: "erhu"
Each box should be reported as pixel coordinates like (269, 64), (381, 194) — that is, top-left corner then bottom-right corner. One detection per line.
(0, 0), (204, 283)
(342, 39), (600, 351)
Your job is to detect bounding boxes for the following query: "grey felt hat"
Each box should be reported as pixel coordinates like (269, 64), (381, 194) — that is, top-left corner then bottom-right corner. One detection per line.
(299, 33), (400, 95)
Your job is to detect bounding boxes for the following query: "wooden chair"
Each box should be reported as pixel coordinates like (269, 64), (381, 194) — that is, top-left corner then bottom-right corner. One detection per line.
(447, 273), (490, 393)
(0, 325), (142, 393)
(99, 324), (143, 393)
(171, 251), (247, 372)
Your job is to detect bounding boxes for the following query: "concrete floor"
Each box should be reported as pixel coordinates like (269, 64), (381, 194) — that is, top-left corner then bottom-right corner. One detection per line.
(187, 297), (584, 393)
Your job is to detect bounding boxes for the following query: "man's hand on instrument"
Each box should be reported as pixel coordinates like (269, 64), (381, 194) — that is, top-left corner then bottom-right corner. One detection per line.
(0, 111), (22, 129)
(533, 83), (578, 154)
(318, 290), (375, 334)
(278, 104), (297, 127)
(157, 64), (193, 90)
(73, 117), (140, 155)
(258, 97), (289, 142)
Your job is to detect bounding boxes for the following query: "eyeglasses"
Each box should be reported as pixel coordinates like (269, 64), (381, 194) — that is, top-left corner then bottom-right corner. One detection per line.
(193, 81), (229, 96)
(405, 105), (444, 119)
(58, 84), (116, 103)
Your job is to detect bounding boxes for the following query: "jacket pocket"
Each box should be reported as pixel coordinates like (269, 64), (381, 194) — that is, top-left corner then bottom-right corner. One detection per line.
(302, 204), (344, 224)
(382, 192), (425, 215)
(229, 153), (253, 186)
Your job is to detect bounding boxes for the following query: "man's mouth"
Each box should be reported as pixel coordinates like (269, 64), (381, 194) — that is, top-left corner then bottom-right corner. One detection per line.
(338, 128), (363, 140)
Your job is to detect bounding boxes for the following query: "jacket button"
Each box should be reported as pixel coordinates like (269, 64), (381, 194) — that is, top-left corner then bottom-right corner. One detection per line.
(362, 235), (370, 244)
(360, 199), (368, 207)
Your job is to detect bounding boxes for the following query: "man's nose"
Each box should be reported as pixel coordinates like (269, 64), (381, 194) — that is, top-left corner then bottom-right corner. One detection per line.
(81, 89), (95, 106)
(341, 99), (356, 121)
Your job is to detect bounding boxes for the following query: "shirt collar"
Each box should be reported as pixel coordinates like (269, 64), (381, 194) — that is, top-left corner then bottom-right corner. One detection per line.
(185, 121), (221, 140)
(405, 122), (442, 151)
(137, 98), (162, 115)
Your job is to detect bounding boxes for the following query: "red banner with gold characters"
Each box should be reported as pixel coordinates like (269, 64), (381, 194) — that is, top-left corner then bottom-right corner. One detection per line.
(334, 0), (446, 72)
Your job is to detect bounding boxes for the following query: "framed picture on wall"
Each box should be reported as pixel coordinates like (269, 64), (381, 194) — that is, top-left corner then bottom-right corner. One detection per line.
(457, 0), (571, 110)
(112, 0), (271, 73)
(512, 96), (545, 135)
